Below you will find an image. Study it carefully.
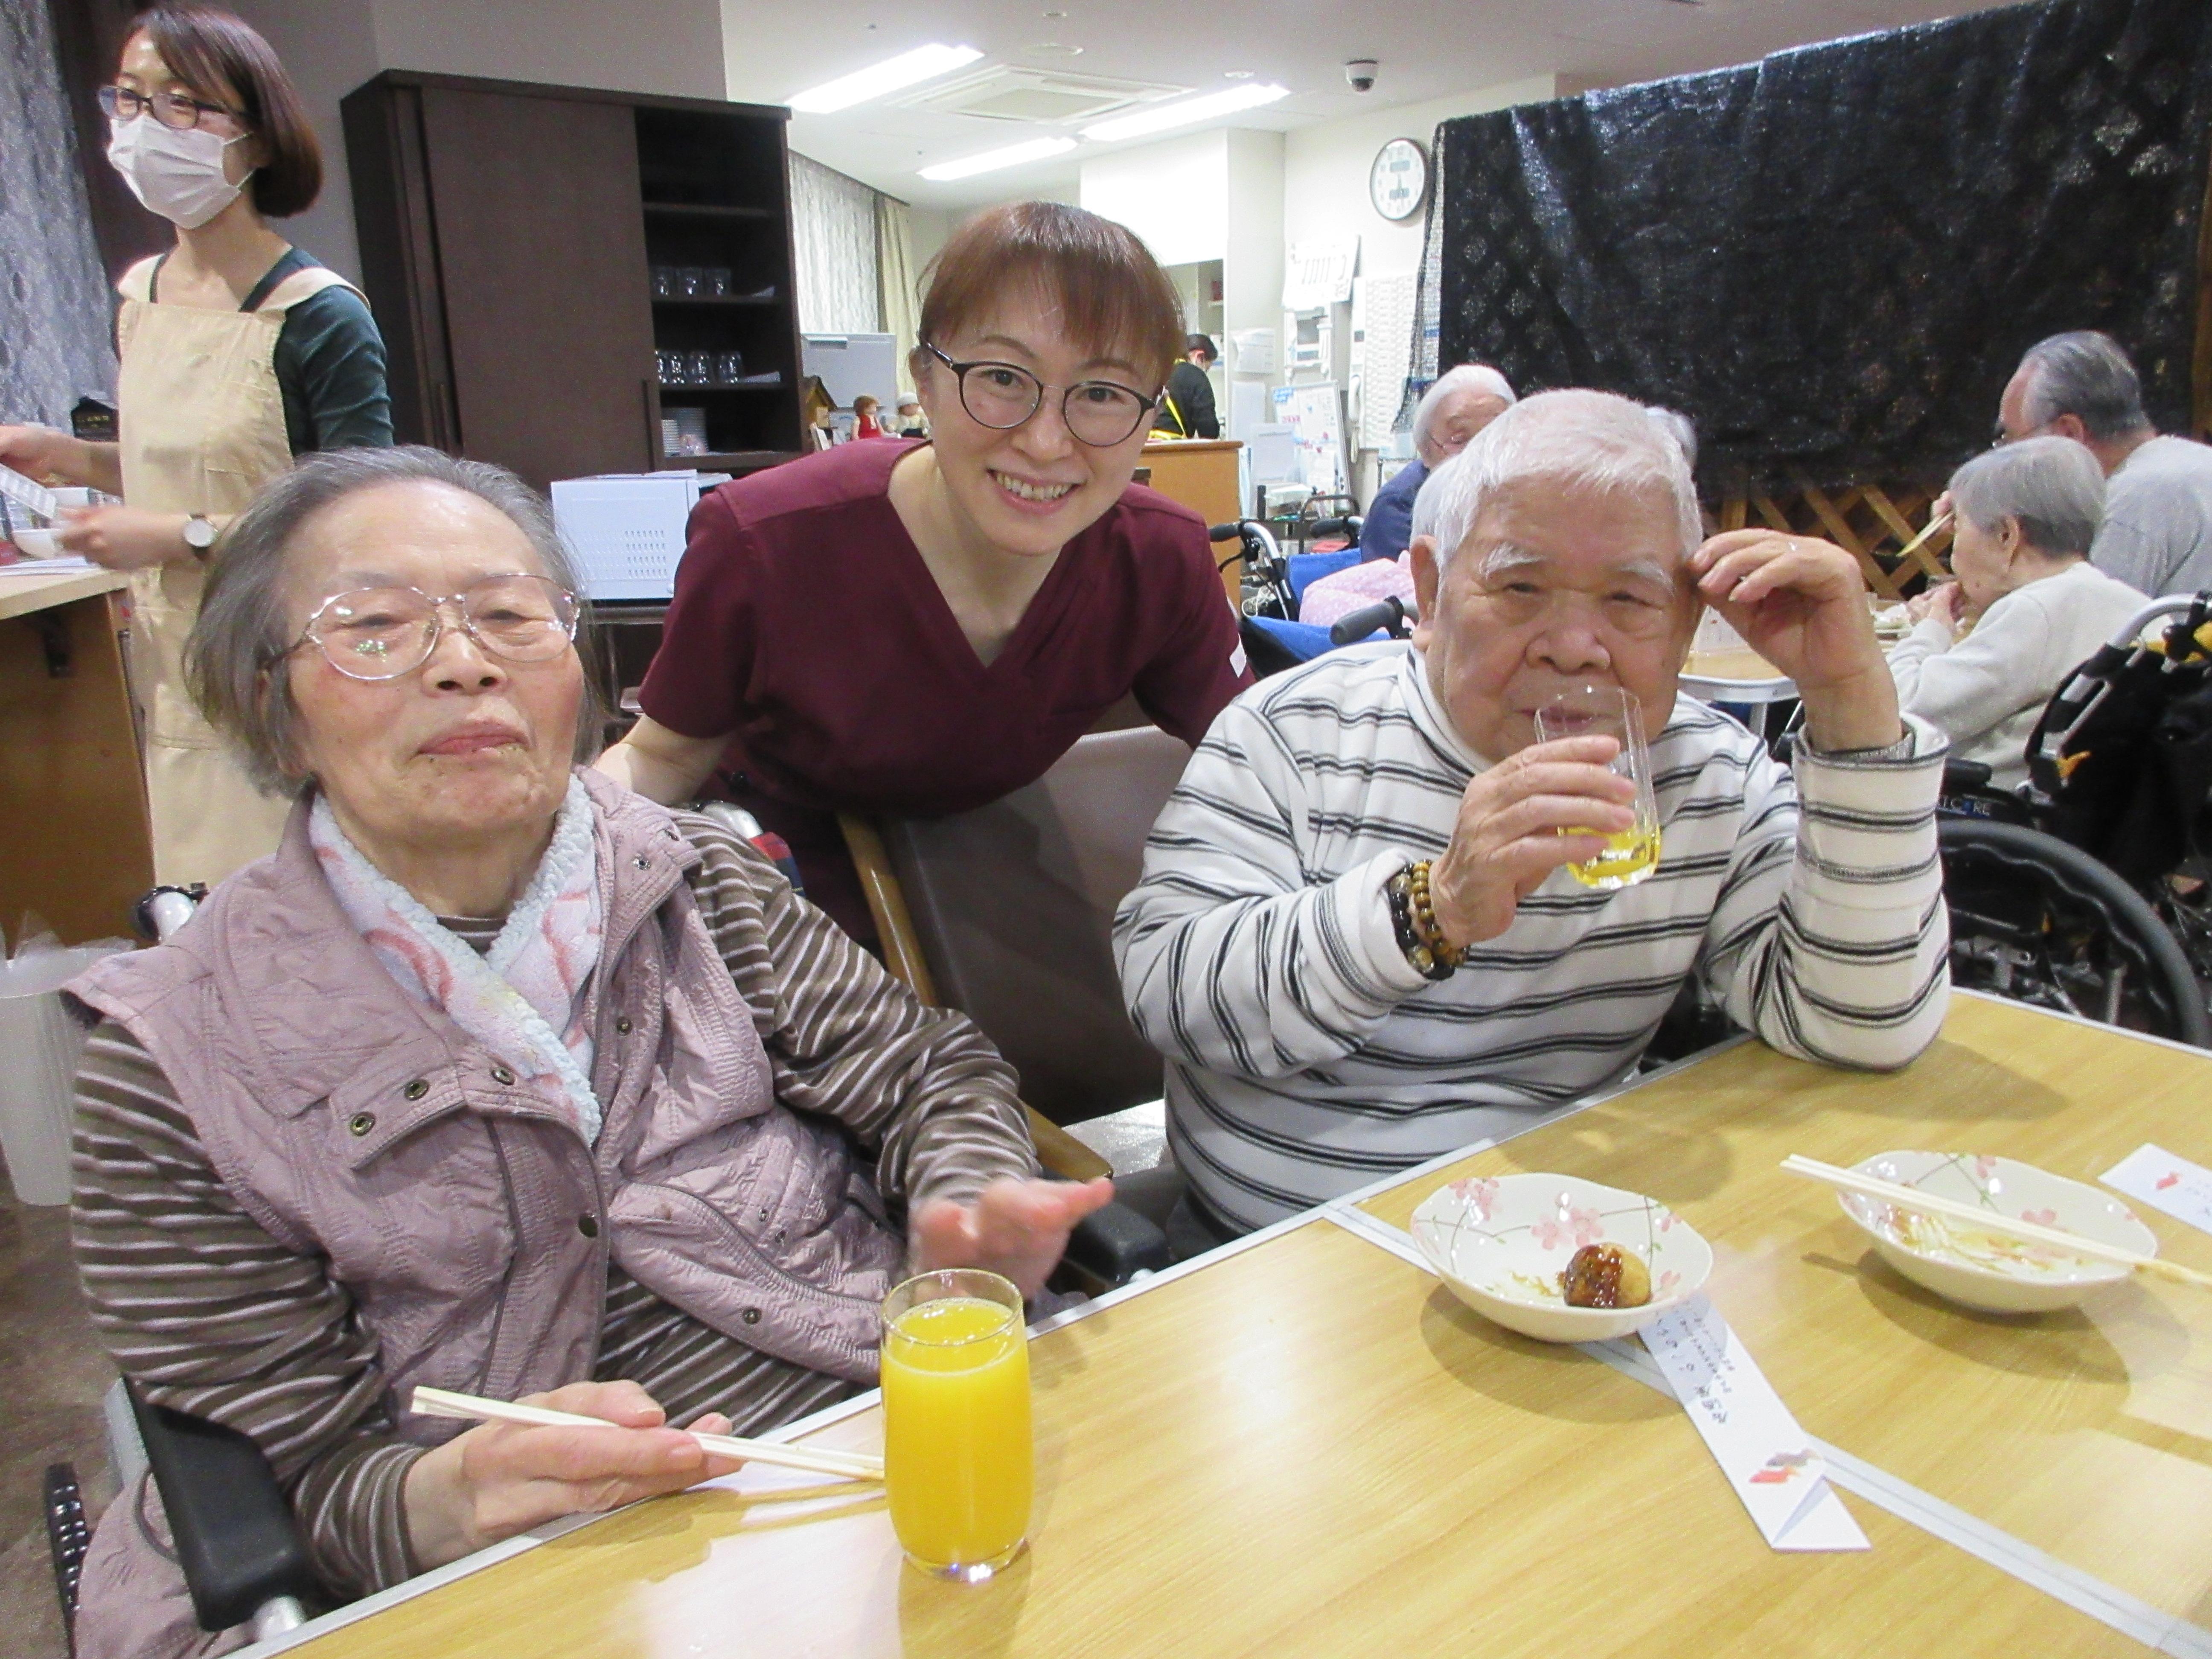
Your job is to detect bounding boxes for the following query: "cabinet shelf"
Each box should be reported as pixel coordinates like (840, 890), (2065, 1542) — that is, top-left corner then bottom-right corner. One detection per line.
(651, 294), (780, 308)
(642, 201), (778, 221)
(657, 379), (786, 393)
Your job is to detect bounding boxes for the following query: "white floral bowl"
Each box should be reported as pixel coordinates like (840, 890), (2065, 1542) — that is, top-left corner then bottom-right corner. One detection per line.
(1838, 1151), (2157, 1314)
(1410, 1173), (1713, 1343)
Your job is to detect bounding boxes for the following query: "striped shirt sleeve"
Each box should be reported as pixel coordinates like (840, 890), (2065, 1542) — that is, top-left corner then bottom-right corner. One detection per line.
(677, 813), (1039, 1214)
(1113, 696), (1430, 1080)
(1702, 720), (1952, 1069)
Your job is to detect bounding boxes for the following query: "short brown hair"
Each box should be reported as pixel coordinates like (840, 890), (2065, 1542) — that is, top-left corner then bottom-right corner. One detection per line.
(915, 201), (1185, 390)
(133, 5), (322, 219)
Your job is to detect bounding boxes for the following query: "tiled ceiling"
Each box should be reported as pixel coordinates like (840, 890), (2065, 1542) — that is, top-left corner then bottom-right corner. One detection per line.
(718, 0), (2027, 207)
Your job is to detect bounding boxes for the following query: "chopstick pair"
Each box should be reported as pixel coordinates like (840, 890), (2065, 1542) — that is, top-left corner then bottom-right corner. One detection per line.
(410, 1385), (884, 1481)
(1893, 509), (1953, 569)
(1780, 1155), (2212, 1289)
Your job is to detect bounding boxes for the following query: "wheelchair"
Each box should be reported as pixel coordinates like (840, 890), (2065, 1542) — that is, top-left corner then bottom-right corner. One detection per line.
(1210, 516), (1406, 678)
(1929, 593), (2212, 1048)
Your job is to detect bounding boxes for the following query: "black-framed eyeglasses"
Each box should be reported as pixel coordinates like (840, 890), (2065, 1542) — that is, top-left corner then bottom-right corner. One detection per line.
(922, 342), (1158, 448)
(288, 575), (581, 682)
(99, 84), (245, 131)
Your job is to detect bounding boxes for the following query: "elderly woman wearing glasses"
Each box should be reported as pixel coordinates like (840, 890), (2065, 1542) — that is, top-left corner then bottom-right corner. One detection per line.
(595, 201), (1250, 942)
(65, 446), (1106, 1658)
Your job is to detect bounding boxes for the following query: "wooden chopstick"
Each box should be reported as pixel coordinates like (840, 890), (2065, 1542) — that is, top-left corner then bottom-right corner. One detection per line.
(409, 1385), (884, 1481)
(1892, 509), (1953, 568)
(1780, 1156), (2212, 1288)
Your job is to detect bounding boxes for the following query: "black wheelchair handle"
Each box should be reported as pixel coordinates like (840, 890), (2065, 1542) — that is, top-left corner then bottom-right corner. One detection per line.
(1306, 515), (1360, 540)
(1207, 521), (1243, 542)
(1330, 596), (1407, 646)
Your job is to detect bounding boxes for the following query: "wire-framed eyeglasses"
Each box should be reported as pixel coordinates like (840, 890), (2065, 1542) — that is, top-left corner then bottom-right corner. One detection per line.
(290, 575), (581, 681)
(99, 84), (245, 131)
(922, 342), (1158, 447)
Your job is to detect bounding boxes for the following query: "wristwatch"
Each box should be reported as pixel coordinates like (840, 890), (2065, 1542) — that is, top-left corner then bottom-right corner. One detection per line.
(182, 515), (217, 557)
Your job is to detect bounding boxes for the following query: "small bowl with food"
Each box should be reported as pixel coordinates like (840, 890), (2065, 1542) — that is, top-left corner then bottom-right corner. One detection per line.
(1837, 1151), (2156, 1314)
(1410, 1173), (1713, 1343)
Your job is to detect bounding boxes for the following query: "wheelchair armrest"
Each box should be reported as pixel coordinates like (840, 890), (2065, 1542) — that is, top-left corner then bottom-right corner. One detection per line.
(1059, 1199), (1172, 1292)
(128, 1382), (322, 1633)
(1941, 758), (1994, 794)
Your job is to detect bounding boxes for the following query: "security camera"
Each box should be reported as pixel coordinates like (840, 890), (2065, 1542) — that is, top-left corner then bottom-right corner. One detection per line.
(1345, 59), (1378, 93)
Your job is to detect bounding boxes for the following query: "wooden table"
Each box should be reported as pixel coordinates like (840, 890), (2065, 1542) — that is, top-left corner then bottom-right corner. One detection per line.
(1138, 439), (1243, 606)
(0, 567), (151, 944)
(253, 994), (2210, 1657)
(1681, 646), (1797, 739)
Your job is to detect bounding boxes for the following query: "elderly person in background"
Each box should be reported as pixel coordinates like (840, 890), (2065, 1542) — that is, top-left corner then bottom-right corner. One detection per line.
(1119, 389), (1949, 1241)
(66, 446), (1107, 1658)
(1889, 438), (2143, 792)
(2000, 331), (2212, 596)
(1357, 364), (1516, 565)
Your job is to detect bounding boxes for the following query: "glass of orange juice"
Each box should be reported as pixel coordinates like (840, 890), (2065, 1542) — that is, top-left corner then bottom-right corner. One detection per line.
(881, 1268), (1032, 1581)
(1534, 684), (1662, 890)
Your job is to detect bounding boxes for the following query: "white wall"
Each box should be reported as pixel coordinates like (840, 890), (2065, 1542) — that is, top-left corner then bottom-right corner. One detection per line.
(1077, 131), (1228, 269)
(224, 0), (382, 282)
(1282, 75), (1558, 283)
(1221, 128), (1283, 435)
(372, 0), (725, 100)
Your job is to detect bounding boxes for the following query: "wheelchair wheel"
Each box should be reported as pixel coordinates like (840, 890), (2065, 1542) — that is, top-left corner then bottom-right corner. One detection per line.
(1939, 818), (2210, 1047)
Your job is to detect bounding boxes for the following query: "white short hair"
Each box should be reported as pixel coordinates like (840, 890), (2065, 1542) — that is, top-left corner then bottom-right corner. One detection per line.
(1412, 364), (1516, 453)
(1423, 388), (1703, 572)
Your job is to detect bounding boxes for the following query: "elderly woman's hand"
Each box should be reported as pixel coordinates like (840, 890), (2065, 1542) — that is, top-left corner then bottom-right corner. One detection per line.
(402, 1380), (740, 1569)
(911, 1176), (1117, 1298)
(1906, 581), (1965, 629)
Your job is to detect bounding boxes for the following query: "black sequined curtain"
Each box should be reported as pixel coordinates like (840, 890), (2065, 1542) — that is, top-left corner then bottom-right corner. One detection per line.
(1412, 0), (2212, 498)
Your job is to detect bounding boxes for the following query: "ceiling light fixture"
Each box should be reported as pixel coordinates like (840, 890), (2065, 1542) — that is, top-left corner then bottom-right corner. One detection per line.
(917, 135), (1079, 181)
(788, 44), (984, 114)
(1080, 81), (1289, 143)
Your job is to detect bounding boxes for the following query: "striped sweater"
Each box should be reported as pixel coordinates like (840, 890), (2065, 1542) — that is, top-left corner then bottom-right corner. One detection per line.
(72, 822), (1035, 1598)
(1114, 643), (1950, 1232)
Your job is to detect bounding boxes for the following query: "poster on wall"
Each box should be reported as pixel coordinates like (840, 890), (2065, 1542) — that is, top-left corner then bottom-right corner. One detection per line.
(1270, 384), (1347, 497)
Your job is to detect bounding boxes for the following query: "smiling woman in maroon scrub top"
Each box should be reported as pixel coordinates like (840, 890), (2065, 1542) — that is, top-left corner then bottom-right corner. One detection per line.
(596, 201), (1251, 940)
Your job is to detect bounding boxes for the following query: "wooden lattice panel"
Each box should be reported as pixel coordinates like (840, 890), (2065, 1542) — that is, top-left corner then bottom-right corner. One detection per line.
(1712, 478), (1953, 601)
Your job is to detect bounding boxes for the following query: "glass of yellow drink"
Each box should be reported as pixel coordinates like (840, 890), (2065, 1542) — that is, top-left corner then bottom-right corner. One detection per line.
(881, 1268), (1032, 1582)
(1534, 684), (1662, 891)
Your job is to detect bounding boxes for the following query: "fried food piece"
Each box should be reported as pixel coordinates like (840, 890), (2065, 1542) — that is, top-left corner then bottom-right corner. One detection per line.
(1560, 1243), (1652, 1308)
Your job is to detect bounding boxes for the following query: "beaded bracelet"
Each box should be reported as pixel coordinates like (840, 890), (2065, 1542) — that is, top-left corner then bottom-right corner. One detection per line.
(1386, 861), (1464, 981)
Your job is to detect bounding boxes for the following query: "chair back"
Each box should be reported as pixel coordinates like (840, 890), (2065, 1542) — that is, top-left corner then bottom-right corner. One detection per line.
(880, 726), (1190, 1124)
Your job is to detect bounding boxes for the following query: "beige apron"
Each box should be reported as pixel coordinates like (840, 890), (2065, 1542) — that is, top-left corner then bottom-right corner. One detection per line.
(114, 255), (358, 888)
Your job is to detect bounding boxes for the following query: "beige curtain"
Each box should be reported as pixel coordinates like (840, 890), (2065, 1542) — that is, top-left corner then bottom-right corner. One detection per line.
(877, 195), (920, 400)
(789, 153), (880, 335)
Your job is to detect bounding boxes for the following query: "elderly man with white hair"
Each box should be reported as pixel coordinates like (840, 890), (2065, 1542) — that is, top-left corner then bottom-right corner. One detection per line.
(1358, 364), (1516, 564)
(1117, 388), (1950, 1240)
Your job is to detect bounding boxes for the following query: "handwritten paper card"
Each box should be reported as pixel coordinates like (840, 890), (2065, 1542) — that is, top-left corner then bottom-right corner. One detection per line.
(1640, 1295), (1869, 1551)
(2101, 1144), (2212, 1238)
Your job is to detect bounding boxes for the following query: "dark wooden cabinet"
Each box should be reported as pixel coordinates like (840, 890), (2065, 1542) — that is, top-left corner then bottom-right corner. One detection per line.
(341, 71), (805, 492)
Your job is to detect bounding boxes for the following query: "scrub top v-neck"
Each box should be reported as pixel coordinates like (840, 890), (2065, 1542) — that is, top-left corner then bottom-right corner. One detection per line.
(638, 439), (1249, 935)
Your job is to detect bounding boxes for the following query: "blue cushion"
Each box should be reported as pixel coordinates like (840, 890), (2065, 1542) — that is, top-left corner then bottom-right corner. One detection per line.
(1285, 550), (1361, 605)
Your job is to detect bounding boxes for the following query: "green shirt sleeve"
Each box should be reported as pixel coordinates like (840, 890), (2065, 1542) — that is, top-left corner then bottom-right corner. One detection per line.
(273, 284), (394, 455)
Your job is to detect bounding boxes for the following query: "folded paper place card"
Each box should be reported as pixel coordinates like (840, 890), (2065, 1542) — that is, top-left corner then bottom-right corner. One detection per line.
(1640, 1294), (1869, 1552)
(2101, 1144), (2212, 1238)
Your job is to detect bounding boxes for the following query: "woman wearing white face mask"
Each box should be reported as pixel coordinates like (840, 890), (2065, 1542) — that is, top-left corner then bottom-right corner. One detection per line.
(0, 4), (391, 889)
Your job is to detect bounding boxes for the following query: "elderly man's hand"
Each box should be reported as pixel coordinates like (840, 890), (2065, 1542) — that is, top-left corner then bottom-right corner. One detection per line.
(1428, 734), (1635, 947)
(1690, 530), (1903, 753)
(911, 1176), (1115, 1299)
(402, 1380), (741, 1569)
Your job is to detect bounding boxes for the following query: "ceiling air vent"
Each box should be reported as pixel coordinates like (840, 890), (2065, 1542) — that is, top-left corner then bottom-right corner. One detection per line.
(894, 66), (1188, 126)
